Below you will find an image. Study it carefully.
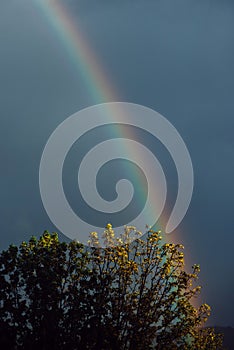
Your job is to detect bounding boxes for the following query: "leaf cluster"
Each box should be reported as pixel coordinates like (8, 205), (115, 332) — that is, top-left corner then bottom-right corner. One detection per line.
(0, 227), (223, 349)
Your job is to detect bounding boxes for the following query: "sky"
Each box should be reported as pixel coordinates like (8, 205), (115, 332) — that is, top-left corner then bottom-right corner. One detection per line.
(0, 0), (234, 326)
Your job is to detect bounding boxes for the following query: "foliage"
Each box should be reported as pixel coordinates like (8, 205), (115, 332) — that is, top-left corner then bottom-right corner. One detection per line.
(0, 225), (223, 349)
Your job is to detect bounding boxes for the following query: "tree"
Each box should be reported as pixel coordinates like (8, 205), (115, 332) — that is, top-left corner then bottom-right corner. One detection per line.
(0, 225), (223, 349)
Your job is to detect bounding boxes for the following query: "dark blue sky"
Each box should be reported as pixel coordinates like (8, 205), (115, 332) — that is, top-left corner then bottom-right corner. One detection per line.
(0, 0), (234, 326)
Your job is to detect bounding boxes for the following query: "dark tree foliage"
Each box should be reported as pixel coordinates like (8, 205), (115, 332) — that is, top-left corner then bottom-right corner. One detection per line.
(0, 226), (223, 349)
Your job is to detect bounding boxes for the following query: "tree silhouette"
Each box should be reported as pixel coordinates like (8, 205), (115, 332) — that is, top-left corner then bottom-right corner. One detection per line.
(0, 225), (223, 349)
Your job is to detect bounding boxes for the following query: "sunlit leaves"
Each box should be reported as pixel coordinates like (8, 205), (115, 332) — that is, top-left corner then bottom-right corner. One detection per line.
(0, 226), (223, 349)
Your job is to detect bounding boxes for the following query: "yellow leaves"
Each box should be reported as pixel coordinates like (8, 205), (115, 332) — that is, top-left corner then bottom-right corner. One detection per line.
(88, 224), (144, 248)
(193, 286), (201, 293)
(117, 259), (138, 275)
(151, 231), (160, 238)
(162, 261), (172, 276)
(116, 238), (123, 245)
(117, 250), (128, 259)
(192, 264), (201, 273)
(177, 244), (185, 249)
(135, 252), (141, 257)
(90, 231), (98, 239)
(85, 226), (209, 334)
(2, 226), (223, 350)
(178, 252), (184, 264)
(143, 257), (150, 264)
(102, 224), (115, 247)
(126, 260), (138, 271)
(88, 231), (100, 247)
(200, 303), (211, 313)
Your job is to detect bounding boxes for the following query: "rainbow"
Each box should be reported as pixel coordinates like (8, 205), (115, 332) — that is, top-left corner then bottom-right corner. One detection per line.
(34, 0), (185, 235)
(34, 1), (201, 308)
(34, 0), (118, 103)
(34, 0), (185, 240)
(34, 0), (165, 231)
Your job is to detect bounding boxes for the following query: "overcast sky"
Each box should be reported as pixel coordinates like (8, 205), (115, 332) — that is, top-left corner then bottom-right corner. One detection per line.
(0, 0), (234, 326)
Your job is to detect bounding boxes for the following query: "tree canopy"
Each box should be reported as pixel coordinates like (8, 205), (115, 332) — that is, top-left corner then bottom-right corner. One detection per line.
(0, 225), (223, 349)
